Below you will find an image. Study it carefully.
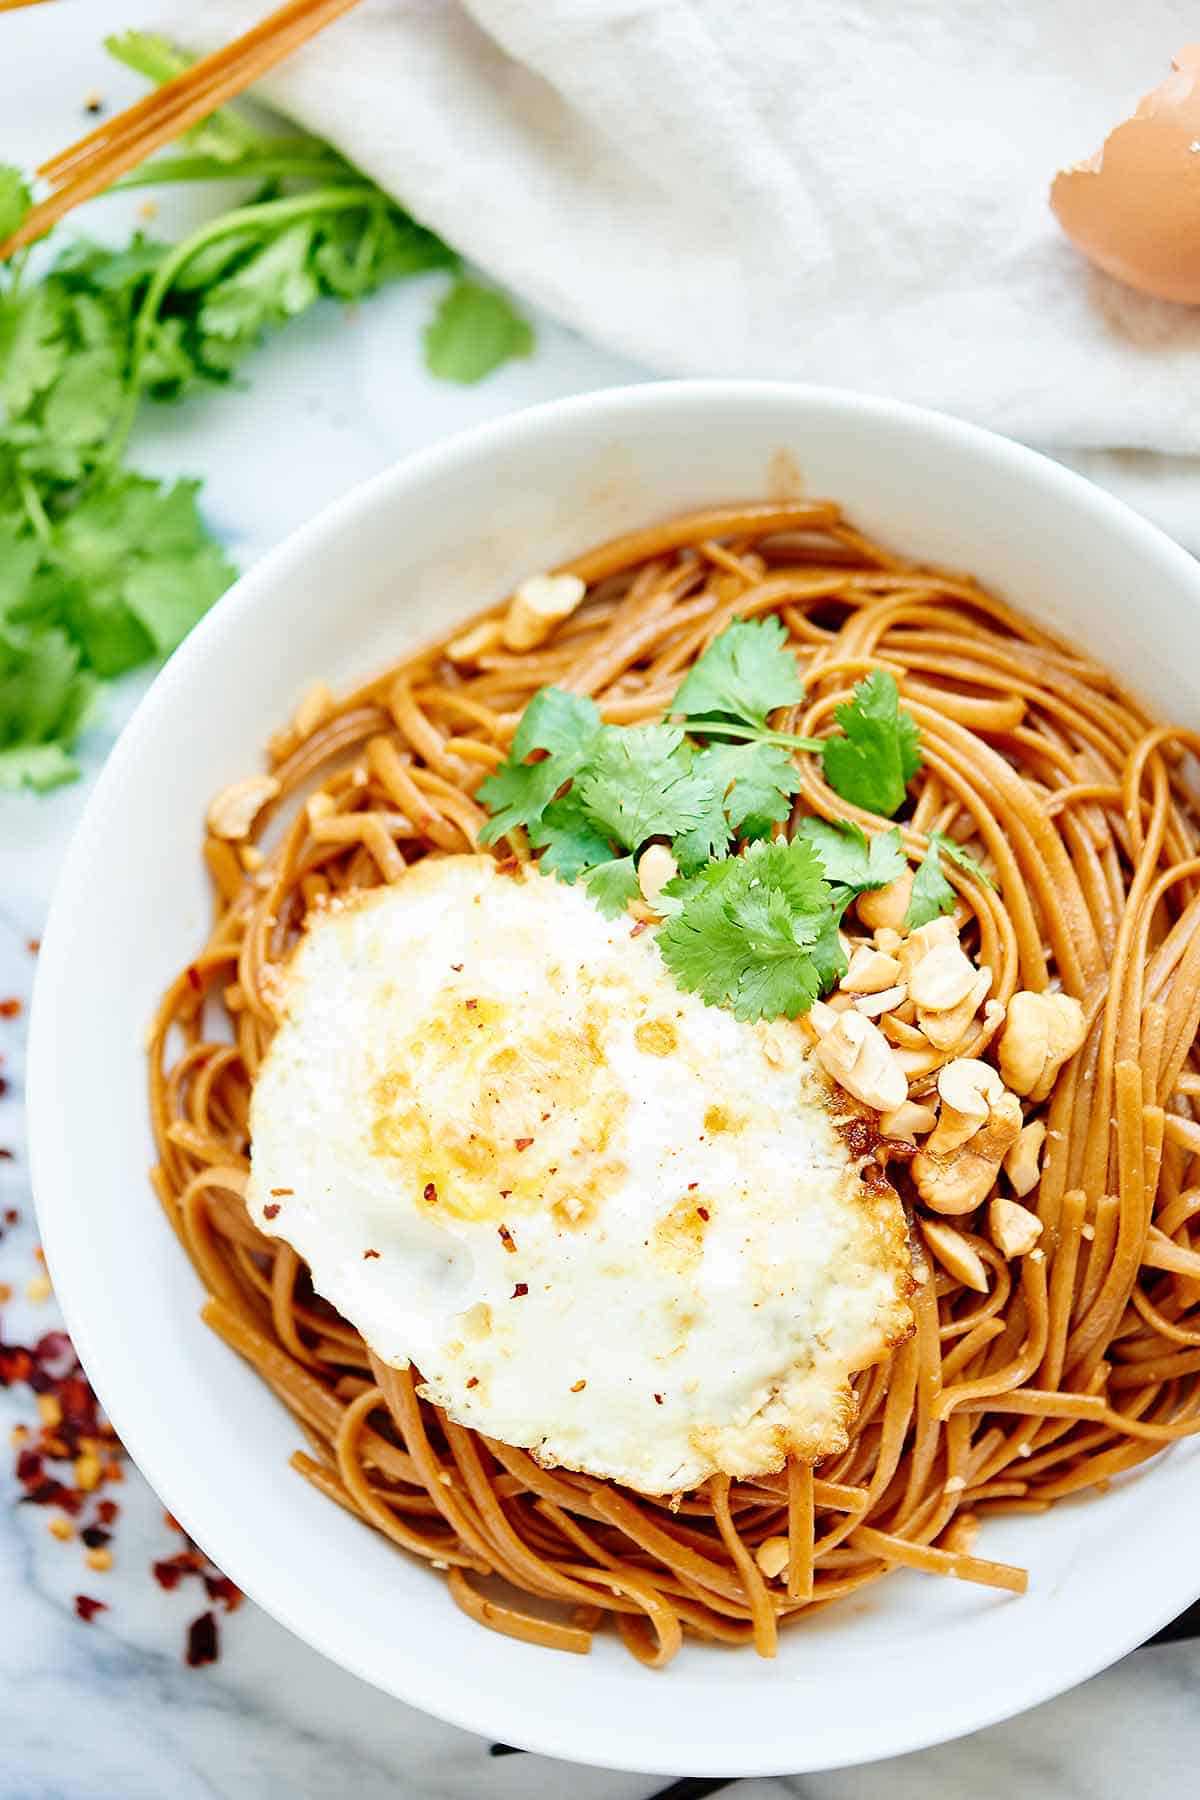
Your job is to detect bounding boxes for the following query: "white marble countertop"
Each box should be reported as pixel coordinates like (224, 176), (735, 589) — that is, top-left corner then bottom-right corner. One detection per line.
(4, 8), (1200, 1797)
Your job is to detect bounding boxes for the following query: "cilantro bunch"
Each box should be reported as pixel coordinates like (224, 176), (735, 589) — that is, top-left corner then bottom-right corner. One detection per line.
(479, 615), (993, 1021)
(0, 33), (533, 793)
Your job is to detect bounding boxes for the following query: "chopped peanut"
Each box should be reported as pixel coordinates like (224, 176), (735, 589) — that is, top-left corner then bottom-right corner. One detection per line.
(1004, 1119), (1047, 1198)
(806, 1000), (839, 1037)
(879, 1099), (938, 1139)
(815, 1011), (907, 1112)
(921, 1218), (990, 1292)
(907, 941), (977, 1013)
(854, 984), (908, 1019)
(637, 844), (678, 910)
(874, 927), (904, 956)
(446, 618), (503, 664)
(914, 1060), (1022, 1214)
(988, 1196), (1043, 1258)
(856, 870), (914, 934)
(206, 774), (280, 842)
(754, 1535), (791, 1580)
(502, 573), (587, 651)
(917, 966), (993, 1052)
(842, 946), (903, 994)
(999, 991), (1087, 1103)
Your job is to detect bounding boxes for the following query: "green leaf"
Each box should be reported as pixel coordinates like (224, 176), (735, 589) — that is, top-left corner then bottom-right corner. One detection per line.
(123, 543), (235, 655)
(821, 669), (921, 818)
(576, 724), (718, 853)
(41, 347), (124, 448)
(690, 739), (802, 839)
(0, 165), (31, 243)
(582, 855), (640, 918)
(423, 278), (534, 384)
(0, 622), (95, 768)
(0, 287), (66, 420)
(796, 817), (906, 912)
(478, 686), (602, 842)
(904, 845), (957, 930)
(198, 221), (320, 342)
(657, 837), (833, 1022)
(807, 910), (849, 995)
(0, 742), (79, 791)
(529, 790), (615, 882)
(671, 615), (805, 730)
(930, 829), (997, 890)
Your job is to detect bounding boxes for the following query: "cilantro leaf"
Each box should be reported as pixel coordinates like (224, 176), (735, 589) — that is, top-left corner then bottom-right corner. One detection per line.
(198, 222), (320, 345)
(0, 286), (65, 420)
(530, 790), (615, 882)
(904, 845), (957, 930)
(671, 615), (805, 729)
(0, 742), (79, 792)
(821, 670), (921, 817)
(582, 855), (640, 918)
(0, 165), (31, 244)
(658, 837), (833, 1022)
(477, 687), (602, 842)
(423, 279), (534, 384)
(808, 910), (850, 995)
(0, 622), (96, 791)
(930, 829), (997, 890)
(576, 724), (718, 853)
(690, 739), (802, 840)
(796, 817), (906, 912)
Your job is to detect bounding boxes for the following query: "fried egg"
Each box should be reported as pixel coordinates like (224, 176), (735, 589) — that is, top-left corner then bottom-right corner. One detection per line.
(247, 855), (913, 1494)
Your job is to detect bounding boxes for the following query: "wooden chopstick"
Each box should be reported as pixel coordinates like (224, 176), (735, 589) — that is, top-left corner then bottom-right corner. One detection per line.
(0, 0), (363, 259)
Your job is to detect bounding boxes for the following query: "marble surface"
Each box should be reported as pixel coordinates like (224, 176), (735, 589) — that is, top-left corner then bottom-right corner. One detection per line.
(4, 7), (1200, 1797)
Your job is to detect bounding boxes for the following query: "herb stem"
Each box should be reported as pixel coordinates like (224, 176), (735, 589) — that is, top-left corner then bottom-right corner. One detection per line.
(687, 718), (825, 754)
(17, 470), (52, 545)
(113, 150), (348, 190)
(110, 184), (379, 462)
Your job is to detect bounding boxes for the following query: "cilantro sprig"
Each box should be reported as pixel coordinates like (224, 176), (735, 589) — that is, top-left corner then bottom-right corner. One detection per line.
(1, 33), (534, 792)
(478, 614), (926, 1018)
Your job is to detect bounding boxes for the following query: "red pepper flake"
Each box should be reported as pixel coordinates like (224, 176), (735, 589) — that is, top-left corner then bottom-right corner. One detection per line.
(269, 1188), (293, 1197)
(697, 1206), (710, 1221)
(498, 1224), (516, 1253)
(540, 1111), (550, 1122)
(629, 921), (649, 938)
(96, 1499), (119, 1526)
(0, 1151), (12, 1162)
(153, 1552), (201, 1591)
(654, 1393), (664, 1405)
(262, 1204), (280, 1221)
(186, 1611), (219, 1667)
(4, 1207), (18, 1224)
(27, 940), (40, 955)
(363, 1249), (381, 1260)
(514, 1137), (534, 1152)
(423, 1182), (438, 1203)
(204, 1573), (243, 1611)
(499, 1189), (512, 1199)
(450, 963), (463, 972)
(74, 1594), (107, 1623)
(184, 966), (202, 993)
(466, 1376), (479, 1389)
(164, 1512), (185, 1534)
(465, 998), (478, 1011)
(687, 1182), (699, 1192)
(0, 1077), (8, 1098)
(570, 1379), (586, 1393)
(80, 1525), (111, 1550)
(512, 1282), (529, 1298)
(0, 998), (22, 1018)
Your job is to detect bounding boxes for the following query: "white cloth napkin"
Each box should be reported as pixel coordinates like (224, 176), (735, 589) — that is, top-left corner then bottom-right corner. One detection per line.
(186, 0), (1200, 455)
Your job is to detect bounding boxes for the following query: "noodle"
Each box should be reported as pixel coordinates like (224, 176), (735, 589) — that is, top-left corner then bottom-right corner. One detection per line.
(149, 501), (1200, 1665)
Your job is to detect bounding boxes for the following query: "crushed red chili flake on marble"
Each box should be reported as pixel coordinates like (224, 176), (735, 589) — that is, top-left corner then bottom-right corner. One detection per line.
(0, 998), (22, 1018)
(512, 1282), (529, 1298)
(2, 1272), (243, 1667)
(186, 1611), (219, 1667)
(26, 941), (40, 955)
(262, 1204), (280, 1221)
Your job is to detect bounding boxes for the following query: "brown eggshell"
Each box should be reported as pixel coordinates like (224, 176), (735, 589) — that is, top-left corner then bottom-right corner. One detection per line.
(1051, 45), (1200, 304)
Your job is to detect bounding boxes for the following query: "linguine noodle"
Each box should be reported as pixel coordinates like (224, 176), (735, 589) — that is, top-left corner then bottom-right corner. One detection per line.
(148, 501), (1200, 1665)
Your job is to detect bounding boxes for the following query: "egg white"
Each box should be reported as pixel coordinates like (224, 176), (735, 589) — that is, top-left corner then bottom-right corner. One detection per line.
(247, 855), (913, 1494)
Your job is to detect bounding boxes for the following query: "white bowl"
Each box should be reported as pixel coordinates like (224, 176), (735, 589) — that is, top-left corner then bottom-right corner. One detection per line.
(29, 381), (1200, 1778)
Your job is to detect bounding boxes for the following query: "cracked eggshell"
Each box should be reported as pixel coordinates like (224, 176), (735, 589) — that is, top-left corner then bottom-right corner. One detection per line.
(1051, 45), (1200, 304)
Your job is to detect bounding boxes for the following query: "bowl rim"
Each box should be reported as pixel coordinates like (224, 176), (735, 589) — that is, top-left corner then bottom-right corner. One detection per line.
(28, 378), (1200, 1777)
